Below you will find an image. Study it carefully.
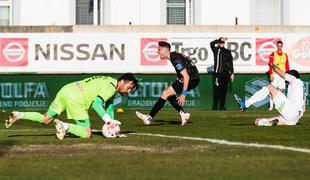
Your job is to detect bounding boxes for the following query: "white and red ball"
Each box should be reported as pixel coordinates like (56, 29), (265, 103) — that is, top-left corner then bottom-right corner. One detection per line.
(102, 122), (120, 138)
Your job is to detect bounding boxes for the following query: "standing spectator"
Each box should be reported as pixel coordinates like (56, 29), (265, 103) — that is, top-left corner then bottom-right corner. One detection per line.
(268, 41), (290, 110)
(210, 37), (234, 110)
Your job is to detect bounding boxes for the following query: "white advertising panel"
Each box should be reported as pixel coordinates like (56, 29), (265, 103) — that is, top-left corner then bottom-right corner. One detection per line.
(0, 33), (309, 73)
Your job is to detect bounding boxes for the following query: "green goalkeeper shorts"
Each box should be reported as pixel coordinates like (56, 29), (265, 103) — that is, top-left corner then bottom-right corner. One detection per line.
(46, 109), (90, 128)
(74, 119), (91, 128)
(49, 84), (89, 121)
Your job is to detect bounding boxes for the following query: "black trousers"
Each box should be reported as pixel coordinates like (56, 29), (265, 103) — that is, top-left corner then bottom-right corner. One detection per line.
(212, 73), (230, 110)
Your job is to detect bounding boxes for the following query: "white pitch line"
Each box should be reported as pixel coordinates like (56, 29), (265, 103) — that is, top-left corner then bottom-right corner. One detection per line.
(131, 133), (310, 154)
(2, 129), (310, 154)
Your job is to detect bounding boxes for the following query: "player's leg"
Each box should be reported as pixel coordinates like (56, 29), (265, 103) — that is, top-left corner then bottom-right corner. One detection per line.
(275, 117), (291, 125)
(55, 119), (91, 140)
(149, 85), (176, 116)
(272, 90), (300, 125)
(212, 75), (220, 110)
(167, 79), (199, 125)
(269, 78), (278, 111)
(269, 98), (274, 110)
(136, 85), (176, 125)
(136, 79), (199, 125)
(255, 116), (292, 126)
(247, 85), (278, 107)
(167, 95), (184, 112)
(5, 111), (43, 128)
(270, 74), (286, 111)
(54, 105), (91, 139)
(218, 74), (229, 110)
(5, 97), (63, 128)
(235, 84), (278, 111)
(70, 120), (92, 138)
(167, 79), (200, 111)
(167, 80), (186, 113)
(25, 109), (58, 124)
(255, 117), (280, 126)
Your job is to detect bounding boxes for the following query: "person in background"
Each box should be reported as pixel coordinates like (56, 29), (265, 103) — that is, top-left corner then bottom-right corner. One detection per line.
(210, 37), (234, 110)
(268, 41), (290, 110)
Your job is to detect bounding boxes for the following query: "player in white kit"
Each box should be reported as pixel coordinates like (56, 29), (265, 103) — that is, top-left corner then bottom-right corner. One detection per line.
(234, 62), (306, 126)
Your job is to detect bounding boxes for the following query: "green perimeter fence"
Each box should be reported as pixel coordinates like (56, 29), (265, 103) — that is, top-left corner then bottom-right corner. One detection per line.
(0, 74), (309, 111)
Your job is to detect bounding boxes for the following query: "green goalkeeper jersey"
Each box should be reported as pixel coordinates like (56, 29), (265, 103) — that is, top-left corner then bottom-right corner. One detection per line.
(63, 76), (117, 109)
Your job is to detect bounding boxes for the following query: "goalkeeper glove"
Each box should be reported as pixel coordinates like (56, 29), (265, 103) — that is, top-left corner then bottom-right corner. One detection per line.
(102, 114), (121, 125)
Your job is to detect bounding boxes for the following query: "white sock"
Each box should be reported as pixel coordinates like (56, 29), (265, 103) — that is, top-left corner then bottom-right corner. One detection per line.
(17, 112), (25, 119)
(245, 86), (270, 108)
(146, 114), (152, 120)
(269, 98), (274, 109)
(257, 118), (269, 126)
(179, 110), (185, 116)
(61, 122), (69, 131)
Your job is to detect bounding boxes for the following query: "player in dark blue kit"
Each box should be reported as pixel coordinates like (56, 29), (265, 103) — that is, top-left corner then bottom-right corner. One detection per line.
(136, 41), (200, 126)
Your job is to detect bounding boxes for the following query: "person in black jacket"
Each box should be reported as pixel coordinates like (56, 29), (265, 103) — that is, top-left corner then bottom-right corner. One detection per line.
(210, 37), (234, 110)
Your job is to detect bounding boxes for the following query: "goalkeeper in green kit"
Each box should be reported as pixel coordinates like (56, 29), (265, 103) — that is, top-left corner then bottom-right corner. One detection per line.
(5, 73), (138, 140)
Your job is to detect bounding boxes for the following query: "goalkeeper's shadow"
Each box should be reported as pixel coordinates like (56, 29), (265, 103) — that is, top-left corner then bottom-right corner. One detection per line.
(8, 134), (55, 137)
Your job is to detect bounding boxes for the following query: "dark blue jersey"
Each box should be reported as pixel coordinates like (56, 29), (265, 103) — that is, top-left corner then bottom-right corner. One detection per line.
(169, 52), (200, 80)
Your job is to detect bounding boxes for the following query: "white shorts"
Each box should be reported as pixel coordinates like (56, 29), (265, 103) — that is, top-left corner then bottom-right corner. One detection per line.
(271, 74), (286, 90)
(273, 91), (300, 125)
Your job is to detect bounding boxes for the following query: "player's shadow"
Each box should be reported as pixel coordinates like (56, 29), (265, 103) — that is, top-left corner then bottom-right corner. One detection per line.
(8, 134), (55, 137)
(154, 119), (193, 125)
(136, 122), (166, 126)
(229, 123), (253, 126)
(91, 130), (136, 136)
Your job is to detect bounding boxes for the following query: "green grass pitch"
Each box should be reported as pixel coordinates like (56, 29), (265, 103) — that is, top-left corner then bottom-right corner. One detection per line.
(1, 109), (310, 180)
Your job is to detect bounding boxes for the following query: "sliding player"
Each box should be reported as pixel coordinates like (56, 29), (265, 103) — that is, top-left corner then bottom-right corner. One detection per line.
(234, 62), (305, 126)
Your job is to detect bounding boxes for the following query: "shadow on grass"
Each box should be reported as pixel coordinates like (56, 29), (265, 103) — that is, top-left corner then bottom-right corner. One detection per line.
(228, 123), (254, 126)
(136, 120), (194, 126)
(8, 134), (55, 137)
(155, 119), (194, 125)
(91, 130), (137, 136)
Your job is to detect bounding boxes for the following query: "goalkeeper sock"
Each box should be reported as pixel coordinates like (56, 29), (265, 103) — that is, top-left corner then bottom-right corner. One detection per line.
(149, 98), (167, 117)
(245, 86), (270, 108)
(168, 95), (184, 113)
(61, 122), (69, 131)
(23, 112), (44, 123)
(68, 124), (88, 138)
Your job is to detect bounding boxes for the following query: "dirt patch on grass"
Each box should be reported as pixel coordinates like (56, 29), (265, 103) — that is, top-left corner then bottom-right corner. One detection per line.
(1, 142), (211, 157)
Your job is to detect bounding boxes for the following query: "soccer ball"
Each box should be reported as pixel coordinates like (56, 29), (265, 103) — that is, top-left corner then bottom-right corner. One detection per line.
(102, 122), (120, 138)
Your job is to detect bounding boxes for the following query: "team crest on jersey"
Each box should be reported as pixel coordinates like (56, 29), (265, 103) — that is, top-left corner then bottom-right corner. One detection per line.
(176, 63), (183, 70)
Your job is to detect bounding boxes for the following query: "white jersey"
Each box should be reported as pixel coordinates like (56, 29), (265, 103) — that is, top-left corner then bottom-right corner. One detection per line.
(271, 73), (286, 90)
(285, 74), (306, 112)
